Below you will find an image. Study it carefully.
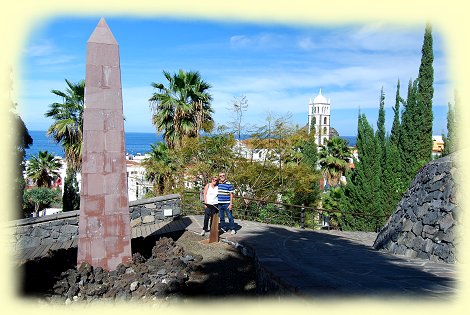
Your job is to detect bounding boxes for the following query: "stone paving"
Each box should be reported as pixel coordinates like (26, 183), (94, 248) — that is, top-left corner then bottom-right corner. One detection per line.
(15, 214), (459, 299)
(185, 215), (458, 299)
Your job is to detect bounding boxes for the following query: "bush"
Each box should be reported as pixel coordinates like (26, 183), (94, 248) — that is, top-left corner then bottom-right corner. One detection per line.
(23, 187), (61, 217)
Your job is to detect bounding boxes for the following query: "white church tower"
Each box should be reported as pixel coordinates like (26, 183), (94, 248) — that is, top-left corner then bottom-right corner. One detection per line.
(308, 89), (331, 146)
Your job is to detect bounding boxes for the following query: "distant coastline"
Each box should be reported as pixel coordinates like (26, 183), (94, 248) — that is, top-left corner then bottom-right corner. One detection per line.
(25, 130), (357, 159)
(25, 131), (163, 159)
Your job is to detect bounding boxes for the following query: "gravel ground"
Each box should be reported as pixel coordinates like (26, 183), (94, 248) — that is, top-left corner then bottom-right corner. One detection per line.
(172, 230), (258, 298)
(18, 230), (258, 302)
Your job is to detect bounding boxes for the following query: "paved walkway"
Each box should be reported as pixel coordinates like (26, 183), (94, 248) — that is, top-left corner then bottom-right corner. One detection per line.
(184, 215), (458, 299)
(16, 215), (458, 299)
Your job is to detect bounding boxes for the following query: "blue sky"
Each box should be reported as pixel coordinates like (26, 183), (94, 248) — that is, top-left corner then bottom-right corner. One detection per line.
(19, 16), (451, 136)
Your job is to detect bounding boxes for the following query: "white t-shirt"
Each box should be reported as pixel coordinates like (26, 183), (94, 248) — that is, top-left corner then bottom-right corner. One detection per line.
(205, 184), (218, 205)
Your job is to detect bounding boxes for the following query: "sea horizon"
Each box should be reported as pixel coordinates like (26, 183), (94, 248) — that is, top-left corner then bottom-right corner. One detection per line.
(25, 130), (357, 159)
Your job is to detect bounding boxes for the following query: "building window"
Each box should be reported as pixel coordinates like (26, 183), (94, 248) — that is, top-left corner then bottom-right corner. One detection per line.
(323, 127), (327, 134)
(324, 117), (328, 125)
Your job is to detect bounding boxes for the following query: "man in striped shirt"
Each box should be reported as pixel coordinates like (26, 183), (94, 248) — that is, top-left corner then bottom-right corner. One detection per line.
(217, 172), (236, 234)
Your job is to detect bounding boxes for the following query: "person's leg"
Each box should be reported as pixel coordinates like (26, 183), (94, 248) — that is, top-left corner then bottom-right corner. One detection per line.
(207, 204), (217, 229)
(218, 203), (227, 231)
(202, 207), (211, 235)
(226, 207), (236, 231)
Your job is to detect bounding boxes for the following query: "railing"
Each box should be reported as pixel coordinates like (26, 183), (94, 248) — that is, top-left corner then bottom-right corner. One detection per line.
(181, 190), (333, 230)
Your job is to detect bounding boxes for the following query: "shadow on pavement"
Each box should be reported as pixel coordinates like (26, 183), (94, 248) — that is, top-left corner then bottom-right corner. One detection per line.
(236, 224), (456, 299)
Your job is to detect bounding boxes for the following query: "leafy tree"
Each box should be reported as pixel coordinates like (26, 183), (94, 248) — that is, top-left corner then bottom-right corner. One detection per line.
(143, 133), (236, 196)
(318, 137), (350, 187)
(281, 163), (321, 208)
(416, 23), (434, 164)
(26, 151), (62, 188)
(23, 187), (61, 217)
(149, 70), (214, 149)
(234, 119), (321, 207)
(443, 92), (458, 156)
(177, 133), (236, 188)
(231, 158), (278, 202)
(291, 126), (318, 168)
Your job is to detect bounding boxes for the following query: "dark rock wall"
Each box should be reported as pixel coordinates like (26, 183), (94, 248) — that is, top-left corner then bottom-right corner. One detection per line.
(373, 154), (459, 263)
(129, 194), (180, 227)
(11, 195), (181, 252)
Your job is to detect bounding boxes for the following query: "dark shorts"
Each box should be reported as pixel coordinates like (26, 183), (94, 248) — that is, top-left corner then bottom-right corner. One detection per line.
(204, 204), (218, 216)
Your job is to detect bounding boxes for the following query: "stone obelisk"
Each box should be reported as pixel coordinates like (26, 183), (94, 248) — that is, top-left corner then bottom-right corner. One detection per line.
(77, 18), (132, 271)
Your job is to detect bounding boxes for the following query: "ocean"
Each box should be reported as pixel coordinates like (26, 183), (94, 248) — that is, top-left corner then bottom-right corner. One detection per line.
(25, 130), (356, 159)
(25, 131), (163, 159)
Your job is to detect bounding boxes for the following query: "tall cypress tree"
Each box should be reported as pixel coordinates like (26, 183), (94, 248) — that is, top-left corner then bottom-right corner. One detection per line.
(342, 113), (382, 231)
(416, 23), (434, 164)
(382, 137), (405, 218)
(62, 168), (80, 212)
(443, 92), (457, 156)
(375, 88), (386, 215)
(381, 80), (407, 215)
(400, 78), (420, 182)
(390, 79), (402, 146)
(11, 107), (33, 218)
(376, 87), (386, 152)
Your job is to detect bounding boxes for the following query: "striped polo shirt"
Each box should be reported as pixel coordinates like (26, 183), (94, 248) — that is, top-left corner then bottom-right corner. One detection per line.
(217, 181), (234, 204)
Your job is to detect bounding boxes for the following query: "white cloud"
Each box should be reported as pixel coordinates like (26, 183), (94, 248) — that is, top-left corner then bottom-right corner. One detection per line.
(25, 39), (78, 66)
(20, 19), (450, 135)
(36, 55), (77, 66)
(295, 24), (424, 54)
(297, 36), (317, 50)
(349, 24), (423, 52)
(230, 35), (251, 47)
(229, 33), (285, 49)
(26, 40), (56, 57)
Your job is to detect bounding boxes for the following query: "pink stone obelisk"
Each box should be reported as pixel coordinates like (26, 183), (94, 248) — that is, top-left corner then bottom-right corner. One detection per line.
(77, 18), (132, 271)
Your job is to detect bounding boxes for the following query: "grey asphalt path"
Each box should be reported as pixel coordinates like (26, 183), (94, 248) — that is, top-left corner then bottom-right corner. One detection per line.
(184, 215), (458, 300)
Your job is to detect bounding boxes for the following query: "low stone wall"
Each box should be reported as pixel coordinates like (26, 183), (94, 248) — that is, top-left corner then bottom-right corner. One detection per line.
(11, 194), (181, 251)
(129, 194), (180, 228)
(12, 212), (80, 251)
(373, 154), (459, 263)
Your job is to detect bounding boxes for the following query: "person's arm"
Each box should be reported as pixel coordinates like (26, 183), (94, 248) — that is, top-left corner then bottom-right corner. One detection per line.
(203, 184), (208, 205)
(228, 182), (234, 210)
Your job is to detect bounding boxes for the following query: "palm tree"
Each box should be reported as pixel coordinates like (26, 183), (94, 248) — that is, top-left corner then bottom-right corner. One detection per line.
(142, 142), (177, 195)
(318, 137), (351, 187)
(149, 70), (214, 149)
(26, 151), (62, 188)
(45, 79), (85, 172)
(45, 79), (84, 211)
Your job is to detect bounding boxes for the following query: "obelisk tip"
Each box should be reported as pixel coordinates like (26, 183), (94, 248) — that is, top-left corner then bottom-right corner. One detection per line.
(88, 17), (117, 45)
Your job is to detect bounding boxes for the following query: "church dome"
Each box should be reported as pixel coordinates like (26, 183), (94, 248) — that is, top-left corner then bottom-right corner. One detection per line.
(313, 89), (328, 104)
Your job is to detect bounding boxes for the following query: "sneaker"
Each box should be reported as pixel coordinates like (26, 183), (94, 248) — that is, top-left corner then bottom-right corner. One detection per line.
(220, 227), (227, 233)
(200, 230), (205, 236)
(230, 230), (236, 235)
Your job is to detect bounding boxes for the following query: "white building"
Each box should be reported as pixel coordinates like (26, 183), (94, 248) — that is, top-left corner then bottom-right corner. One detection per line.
(308, 89), (331, 146)
(126, 154), (152, 201)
